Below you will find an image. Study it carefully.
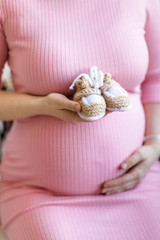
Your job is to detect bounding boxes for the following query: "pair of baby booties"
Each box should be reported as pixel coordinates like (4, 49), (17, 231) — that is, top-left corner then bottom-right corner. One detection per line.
(69, 66), (131, 121)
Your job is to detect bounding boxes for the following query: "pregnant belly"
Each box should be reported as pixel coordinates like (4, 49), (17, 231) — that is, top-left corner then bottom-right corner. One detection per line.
(1, 94), (145, 196)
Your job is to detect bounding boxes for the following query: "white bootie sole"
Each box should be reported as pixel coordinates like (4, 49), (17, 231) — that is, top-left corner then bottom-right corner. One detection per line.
(78, 111), (106, 121)
(106, 105), (132, 112)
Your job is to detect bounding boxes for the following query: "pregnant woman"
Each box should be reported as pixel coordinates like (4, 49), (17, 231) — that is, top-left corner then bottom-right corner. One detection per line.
(0, 0), (160, 239)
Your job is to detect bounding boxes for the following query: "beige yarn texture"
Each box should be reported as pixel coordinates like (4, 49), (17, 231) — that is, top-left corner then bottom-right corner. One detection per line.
(101, 73), (130, 111)
(73, 78), (106, 119)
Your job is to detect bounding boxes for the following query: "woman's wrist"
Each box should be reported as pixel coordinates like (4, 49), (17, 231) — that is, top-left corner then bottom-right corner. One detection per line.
(143, 135), (160, 158)
(0, 90), (47, 121)
(35, 95), (49, 116)
(143, 134), (160, 142)
(143, 134), (160, 146)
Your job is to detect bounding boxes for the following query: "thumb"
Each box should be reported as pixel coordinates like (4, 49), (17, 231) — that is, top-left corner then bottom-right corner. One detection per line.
(120, 148), (144, 170)
(59, 96), (81, 112)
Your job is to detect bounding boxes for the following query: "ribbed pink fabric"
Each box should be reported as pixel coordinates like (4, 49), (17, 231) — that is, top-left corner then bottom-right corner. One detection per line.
(0, 0), (160, 239)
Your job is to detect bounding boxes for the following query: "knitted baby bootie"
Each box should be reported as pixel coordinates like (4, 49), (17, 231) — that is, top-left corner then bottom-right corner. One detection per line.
(101, 73), (131, 111)
(69, 67), (106, 121)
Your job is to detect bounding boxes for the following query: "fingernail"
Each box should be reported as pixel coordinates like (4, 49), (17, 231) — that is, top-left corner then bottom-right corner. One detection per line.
(105, 192), (111, 195)
(103, 183), (108, 188)
(101, 188), (107, 193)
(121, 163), (128, 169)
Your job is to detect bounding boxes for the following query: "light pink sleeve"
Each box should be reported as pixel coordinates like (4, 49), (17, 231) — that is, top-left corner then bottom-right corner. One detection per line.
(141, 0), (160, 103)
(0, 4), (8, 89)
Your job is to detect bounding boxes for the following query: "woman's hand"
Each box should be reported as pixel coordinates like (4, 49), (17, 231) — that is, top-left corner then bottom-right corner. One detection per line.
(101, 139), (160, 195)
(40, 93), (111, 124)
(40, 92), (88, 124)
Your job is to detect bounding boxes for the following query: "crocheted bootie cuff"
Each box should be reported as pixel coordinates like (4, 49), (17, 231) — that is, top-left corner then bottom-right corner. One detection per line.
(101, 73), (120, 92)
(73, 88), (101, 101)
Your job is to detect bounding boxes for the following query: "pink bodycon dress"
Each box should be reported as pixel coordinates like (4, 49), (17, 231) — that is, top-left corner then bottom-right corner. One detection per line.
(0, 0), (160, 239)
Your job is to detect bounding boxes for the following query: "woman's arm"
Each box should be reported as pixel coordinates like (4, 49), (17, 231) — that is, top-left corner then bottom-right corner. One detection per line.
(101, 104), (160, 195)
(143, 103), (160, 150)
(0, 4), (84, 124)
(0, 90), (43, 121)
(0, 90), (84, 123)
(101, 0), (160, 195)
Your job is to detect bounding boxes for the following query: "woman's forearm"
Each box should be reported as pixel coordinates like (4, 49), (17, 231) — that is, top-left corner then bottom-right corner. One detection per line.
(0, 90), (82, 123)
(143, 103), (160, 154)
(0, 90), (43, 121)
(143, 103), (160, 135)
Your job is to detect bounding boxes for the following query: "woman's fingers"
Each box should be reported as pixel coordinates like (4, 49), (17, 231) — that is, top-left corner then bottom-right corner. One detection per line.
(102, 168), (139, 189)
(102, 149), (144, 189)
(101, 171), (142, 195)
(102, 180), (138, 195)
(62, 99), (81, 112)
(121, 145), (158, 171)
(120, 148), (144, 170)
(54, 109), (89, 124)
(55, 94), (81, 112)
(101, 157), (151, 195)
(104, 110), (112, 116)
